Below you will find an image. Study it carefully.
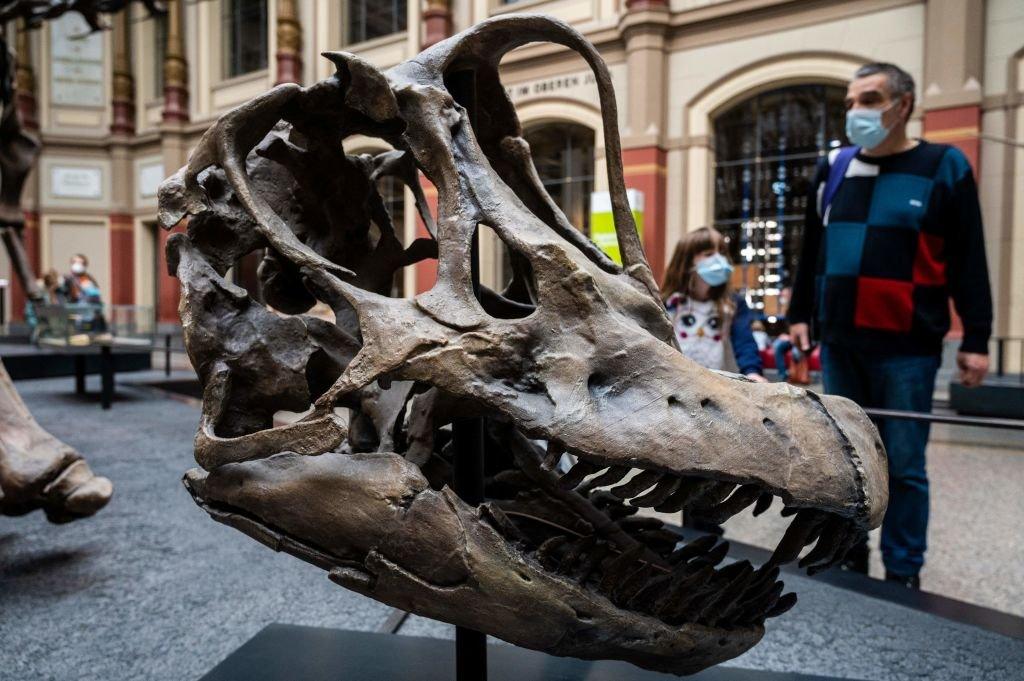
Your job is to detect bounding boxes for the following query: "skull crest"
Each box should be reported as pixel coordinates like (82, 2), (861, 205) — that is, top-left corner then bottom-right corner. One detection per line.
(159, 15), (887, 676)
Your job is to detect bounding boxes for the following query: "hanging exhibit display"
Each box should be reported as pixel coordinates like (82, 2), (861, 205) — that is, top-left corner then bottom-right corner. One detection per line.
(158, 14), (888, 675)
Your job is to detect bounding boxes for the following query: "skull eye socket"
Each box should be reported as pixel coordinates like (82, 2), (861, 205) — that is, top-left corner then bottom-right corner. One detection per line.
(473, 224), (536, 320)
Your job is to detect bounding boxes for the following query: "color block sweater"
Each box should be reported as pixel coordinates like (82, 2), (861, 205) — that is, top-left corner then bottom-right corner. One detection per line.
(788, 141), (992, 356)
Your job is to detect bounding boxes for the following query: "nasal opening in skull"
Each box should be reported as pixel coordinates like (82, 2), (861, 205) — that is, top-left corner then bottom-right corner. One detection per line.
(473, 224), (536, 319)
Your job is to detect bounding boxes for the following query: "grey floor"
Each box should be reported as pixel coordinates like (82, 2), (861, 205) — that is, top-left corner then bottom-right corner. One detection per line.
(2, 373), (1023, 681)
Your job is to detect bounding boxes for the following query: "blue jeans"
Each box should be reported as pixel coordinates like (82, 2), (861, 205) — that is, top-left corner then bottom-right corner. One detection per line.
(820, 343), (940, 577)
(772, 338), (803, 380)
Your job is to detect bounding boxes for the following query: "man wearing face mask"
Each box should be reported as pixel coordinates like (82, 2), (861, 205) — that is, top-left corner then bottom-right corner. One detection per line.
(787, 63), (992, 589)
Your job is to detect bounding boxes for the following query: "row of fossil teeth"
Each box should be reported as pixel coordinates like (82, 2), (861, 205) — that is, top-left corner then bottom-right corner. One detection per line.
(556, 459), (864, 575)
(769, 509), (865, 575)
(529, 529), (795, 629)
(556, 460), (775, 520)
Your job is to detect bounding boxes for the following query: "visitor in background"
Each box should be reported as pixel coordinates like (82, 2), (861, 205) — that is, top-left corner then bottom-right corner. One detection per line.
(662, 226), (765, 382)
(751, 320), (770, 352)
(787, 62), (992, 589)
(771, 332), (804, 383)
(25, 269), (64, 339)
(43, 269), (65, 302)
(60, 254), (107, 333)
(62, 254), (103, 305)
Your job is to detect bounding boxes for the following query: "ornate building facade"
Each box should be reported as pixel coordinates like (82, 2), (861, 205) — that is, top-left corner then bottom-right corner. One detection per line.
(2, 0), (1021, 345)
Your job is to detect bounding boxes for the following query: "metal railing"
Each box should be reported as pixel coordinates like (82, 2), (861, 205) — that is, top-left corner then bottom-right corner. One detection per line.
(27, 303), (188, 376)
(863, 407), (1024, 432)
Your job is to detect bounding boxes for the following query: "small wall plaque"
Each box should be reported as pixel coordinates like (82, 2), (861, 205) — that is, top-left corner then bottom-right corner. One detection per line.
(51, 166), (103, 199)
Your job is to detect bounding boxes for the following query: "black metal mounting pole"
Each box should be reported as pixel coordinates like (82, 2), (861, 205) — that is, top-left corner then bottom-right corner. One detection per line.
(452, 225), (487, 680)
(165, 333), (172, 377)
(100, 345), (114, 410)
(451, 220), (488, 680)
(74, 355), (86, 395)
(448, 67), (487, 677)
(452, 415), (487, 681)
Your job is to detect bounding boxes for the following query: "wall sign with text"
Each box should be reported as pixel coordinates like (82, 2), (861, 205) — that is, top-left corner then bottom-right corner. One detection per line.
(49, 13), (104, 107)
(51, 166), (103, 199)
(139, 163), (166, 199)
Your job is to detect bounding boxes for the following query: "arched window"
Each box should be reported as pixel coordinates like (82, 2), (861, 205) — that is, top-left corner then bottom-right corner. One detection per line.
(348, 0), (407, 44)
(524, 123), (595, 234)
(480, 122), (595, 292)
(222, 0), (268, 78)
(713, 84), (847, 318)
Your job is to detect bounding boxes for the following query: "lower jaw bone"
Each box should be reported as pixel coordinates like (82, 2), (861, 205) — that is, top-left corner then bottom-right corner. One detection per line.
(184, 449), (763, 675)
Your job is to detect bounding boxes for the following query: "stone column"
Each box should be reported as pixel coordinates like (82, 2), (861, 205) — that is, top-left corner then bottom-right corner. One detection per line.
(620, 1), (670, 281)
(275, 0), (302, 85)
(110, 9), (135, 135)
(422, 0), (452, 50)
(921, 0), (985, 341)
(161, 0), (189, 124)
(413, 2), (453, 292)
(157, 220), (184, 324)
(415, 177), (439, 293)
(921, 0), (984, 171)
(108, 213), (135, 305)
(109, 9), (135, 305)
(159, 0), (189, 324)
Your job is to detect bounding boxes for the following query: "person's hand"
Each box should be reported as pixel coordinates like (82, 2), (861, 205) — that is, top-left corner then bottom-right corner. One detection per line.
(790, 323), (811, 353)
(957, 352), (989, 388)
(745, 373), (768, 383)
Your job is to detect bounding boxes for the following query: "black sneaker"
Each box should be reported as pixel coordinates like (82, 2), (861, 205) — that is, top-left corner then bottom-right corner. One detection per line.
(839, 540), (869, 574)
(885, 571), (921, 590)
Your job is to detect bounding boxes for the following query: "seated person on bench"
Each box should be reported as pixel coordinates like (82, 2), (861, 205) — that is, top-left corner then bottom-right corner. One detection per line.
(59, 254), (108, 334)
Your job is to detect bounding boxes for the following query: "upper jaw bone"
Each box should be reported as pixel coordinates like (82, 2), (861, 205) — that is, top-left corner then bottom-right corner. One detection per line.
(549, 347), (889, 531)
(323, 280), (888, 532)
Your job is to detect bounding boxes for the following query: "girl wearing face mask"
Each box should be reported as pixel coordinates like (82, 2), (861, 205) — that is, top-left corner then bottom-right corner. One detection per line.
(661, 227), (766, 383)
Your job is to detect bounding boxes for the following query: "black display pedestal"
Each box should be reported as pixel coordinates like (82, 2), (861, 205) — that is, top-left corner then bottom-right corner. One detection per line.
(198, 624), (862, 681)
(452, 416), (488, 680)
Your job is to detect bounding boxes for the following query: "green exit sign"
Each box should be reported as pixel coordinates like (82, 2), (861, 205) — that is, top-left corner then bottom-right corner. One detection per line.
(589, 189), (644, 265)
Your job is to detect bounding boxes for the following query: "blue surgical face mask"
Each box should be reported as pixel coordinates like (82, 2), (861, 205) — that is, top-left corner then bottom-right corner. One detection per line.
(696, 253), (733, 287)
(845, 102), (895, 150)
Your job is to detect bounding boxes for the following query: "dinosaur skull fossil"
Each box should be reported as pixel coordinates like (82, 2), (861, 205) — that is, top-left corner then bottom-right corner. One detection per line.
(160, 15), (887, 676)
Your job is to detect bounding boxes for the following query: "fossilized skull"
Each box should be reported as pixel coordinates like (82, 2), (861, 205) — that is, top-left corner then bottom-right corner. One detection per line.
(160, 15), (887, 676)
